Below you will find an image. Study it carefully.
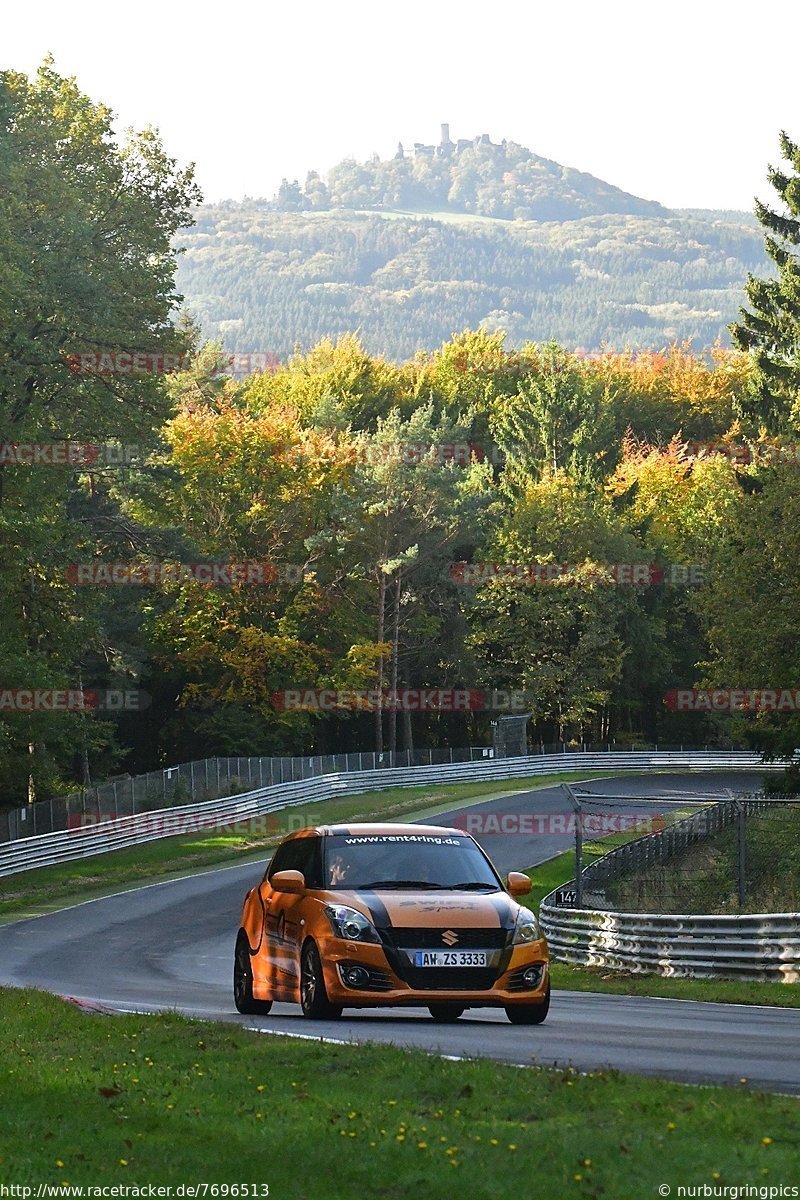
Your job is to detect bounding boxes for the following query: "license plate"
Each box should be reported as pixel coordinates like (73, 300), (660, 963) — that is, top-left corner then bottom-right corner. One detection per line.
(413, 950), (489, 967)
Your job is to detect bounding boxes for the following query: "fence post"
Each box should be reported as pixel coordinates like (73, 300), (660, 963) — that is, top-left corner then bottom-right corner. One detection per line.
(563, 784), (583, 908)
(736, 798), (747, 908)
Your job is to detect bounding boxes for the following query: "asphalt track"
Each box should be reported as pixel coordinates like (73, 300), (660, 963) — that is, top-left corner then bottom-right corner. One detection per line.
(1, 771), (798, 1095)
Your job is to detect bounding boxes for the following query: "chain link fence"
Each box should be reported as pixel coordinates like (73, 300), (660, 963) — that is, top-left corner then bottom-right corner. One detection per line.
(0, 739), (753, 846)
(557, 788), (800, 915)
(0, 747), (497, 843)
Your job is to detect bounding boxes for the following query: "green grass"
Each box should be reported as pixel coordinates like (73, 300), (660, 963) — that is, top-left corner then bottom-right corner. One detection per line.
(0, 770), (625, 921)
(0, 988), (797, 1199)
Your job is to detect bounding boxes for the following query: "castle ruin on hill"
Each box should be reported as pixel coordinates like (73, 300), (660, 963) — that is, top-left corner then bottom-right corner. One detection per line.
(395, 124), (503, 160)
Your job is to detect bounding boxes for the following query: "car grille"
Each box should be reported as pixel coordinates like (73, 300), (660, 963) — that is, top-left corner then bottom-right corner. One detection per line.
(386, 927), (509, 950)
(402, 967), (498, 991)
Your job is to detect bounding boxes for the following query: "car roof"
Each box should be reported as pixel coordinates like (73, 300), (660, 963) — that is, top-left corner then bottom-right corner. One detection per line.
(283, 822), (464, 839)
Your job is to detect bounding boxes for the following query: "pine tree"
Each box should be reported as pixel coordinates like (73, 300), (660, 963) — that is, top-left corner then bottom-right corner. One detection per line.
(731, 131), (800, 430)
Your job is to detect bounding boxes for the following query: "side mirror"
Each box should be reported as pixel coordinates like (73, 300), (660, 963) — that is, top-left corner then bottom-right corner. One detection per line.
(270, 869), (306, 894)
(507, 871), (532, 896)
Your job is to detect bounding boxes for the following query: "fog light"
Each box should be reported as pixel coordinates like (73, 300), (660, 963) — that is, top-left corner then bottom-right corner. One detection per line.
(342, 965), (369, 988)
(523, 966), (543, 988)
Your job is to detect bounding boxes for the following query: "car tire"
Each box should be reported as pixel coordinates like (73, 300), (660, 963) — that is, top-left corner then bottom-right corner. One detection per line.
(428, 1004), (466, 1022)
(300, 940), (343, 1020)
(504, 983), (550, 1025)
(234, 931), (273, 1015)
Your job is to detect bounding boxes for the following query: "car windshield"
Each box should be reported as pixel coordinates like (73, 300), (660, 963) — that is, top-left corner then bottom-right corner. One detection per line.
(323, 832), (501, 891)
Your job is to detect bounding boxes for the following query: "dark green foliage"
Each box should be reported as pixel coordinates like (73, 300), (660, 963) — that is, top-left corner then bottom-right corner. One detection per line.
(731, 131), (800, 429)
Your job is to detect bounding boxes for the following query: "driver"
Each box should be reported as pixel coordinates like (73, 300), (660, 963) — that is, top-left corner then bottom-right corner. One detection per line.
(329, 853), (353, 886)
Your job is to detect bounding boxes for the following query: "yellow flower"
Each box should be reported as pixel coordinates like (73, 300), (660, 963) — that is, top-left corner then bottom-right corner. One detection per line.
(666, 1122), (676, 1131)
(509, 1145), (517, 1151)
(490, 1139), (498, 1145)
(762, 1137), (773, 1146)
(574, 1174), (582, 1182)
(396, 1135), (405, 1142)
(167, 1104), (174, 1110)
(583, 1159), (592, 1167)
(256, 1084), (265, 1092)
(55, 1161), (64, 1168)
(120, 1160), (128, 1167)
(417, 1142), (427, 1150)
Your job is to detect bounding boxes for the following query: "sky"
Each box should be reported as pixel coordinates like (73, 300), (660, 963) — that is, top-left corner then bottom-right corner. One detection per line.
(3, 0), (798, 211)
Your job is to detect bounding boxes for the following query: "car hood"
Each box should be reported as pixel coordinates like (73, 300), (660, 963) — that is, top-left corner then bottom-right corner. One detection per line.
(325, 888), (519, 929)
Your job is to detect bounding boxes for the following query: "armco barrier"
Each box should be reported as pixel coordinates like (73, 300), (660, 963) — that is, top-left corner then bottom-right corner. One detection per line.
(0, 750), (780, 880)
(540, 905), (800, 983)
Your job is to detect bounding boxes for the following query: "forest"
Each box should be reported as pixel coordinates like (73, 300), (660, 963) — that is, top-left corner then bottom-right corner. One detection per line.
(2, 65), (800, 807)
(177, 132), (767, 359)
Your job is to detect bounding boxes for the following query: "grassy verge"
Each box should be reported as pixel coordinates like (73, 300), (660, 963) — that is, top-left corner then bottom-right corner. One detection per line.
(0, 988), (796, 1198)
(521, 849), (800, 1007)
(0, 770), (625, 921)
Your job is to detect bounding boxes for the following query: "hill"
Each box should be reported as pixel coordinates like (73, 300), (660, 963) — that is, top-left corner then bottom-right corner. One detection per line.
(176, 133), (766, 360)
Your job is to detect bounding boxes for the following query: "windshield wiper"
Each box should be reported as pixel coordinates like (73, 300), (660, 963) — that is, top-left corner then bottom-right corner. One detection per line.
(449, 882), (500, 891)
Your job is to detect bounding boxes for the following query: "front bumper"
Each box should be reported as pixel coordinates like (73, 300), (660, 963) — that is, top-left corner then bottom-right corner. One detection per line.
(320, 937), (550, 1007)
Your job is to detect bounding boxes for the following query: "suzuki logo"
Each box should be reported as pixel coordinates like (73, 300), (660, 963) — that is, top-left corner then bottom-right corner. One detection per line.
(441, 930), (459, 946)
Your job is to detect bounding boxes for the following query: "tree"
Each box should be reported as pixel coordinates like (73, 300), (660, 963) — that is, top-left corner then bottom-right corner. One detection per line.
(0, 60), (200, 802)
(731, 131), (800, 431)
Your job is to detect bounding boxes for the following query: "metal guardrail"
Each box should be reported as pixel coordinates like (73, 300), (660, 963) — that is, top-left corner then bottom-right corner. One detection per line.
(540, 906), (800, 983)
(540, 795), (800, 982)
(0, 750), (780, 880)
(2, 747), (498, 842)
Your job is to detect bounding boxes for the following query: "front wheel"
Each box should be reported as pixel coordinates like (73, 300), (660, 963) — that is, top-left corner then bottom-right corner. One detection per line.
(300, 941), (343, 1020)
(505, 983), (550, 1025)
(428, 1004), (465, 1022)
(234, 931), (273, 1015)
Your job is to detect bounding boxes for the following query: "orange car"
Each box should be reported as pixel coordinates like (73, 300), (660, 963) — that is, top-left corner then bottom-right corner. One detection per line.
(234, 822), (549, 1023)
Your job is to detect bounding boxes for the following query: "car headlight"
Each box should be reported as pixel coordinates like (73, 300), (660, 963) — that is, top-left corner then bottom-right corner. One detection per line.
(512, 908), (541, 944)
(324, 904), (381, 943)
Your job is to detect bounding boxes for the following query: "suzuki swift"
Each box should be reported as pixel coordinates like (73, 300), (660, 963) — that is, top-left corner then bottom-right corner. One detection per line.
(234, 822), (549, 1023)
